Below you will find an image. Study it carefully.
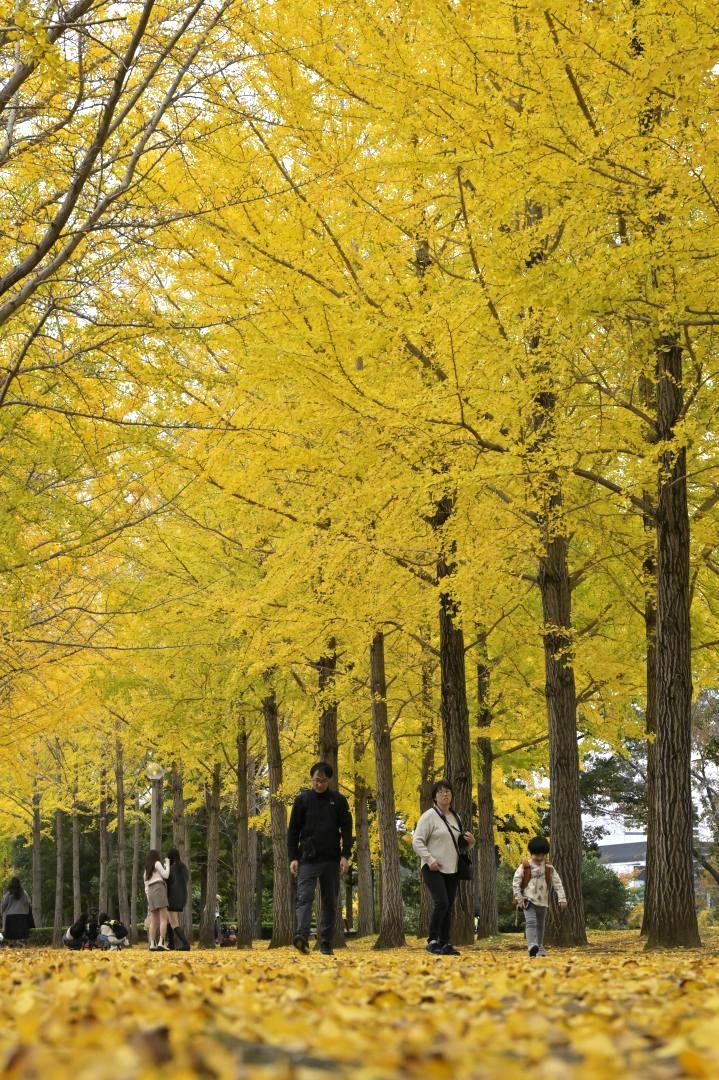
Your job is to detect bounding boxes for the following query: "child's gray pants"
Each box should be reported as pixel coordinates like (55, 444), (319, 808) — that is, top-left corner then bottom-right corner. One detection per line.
(523, 901), (547, 949)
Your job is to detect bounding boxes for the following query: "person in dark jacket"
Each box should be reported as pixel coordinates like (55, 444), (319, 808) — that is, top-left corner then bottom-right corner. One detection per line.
(166, 847), (191, 950)
(0, 877), (32, 942)
(287, 761), (352, 956)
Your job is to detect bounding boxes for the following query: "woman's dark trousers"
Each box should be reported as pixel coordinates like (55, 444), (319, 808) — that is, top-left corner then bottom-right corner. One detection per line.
(421, 866), (460, 944)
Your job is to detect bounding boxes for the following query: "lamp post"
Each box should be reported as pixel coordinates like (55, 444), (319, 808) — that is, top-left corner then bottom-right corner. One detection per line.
(146, 761), (165, 850)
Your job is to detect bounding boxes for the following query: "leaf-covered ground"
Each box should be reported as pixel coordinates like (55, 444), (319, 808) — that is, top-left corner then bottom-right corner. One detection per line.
(1, 932), (718, 1078)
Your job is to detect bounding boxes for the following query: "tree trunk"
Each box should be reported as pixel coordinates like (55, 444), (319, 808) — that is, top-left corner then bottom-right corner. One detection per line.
(353, 732), (374, 936)
(235, 724), (253, 948)
(639, 370), (658, 939)
(437, 564), (475, 945)
(254, 832), (264, 938)
(171, 763), (192, 942)
(316, 642), (346, 949)
(130, 794), (141, 944)
(527, 367), (586, 947)
(264, 690), (294, 947)
(370, 632), (405, 949)
(98, 768), (109, 916)
(32, 781), (42, 928)
(646, 337), (700, 948)
(199, 763), (221, 947)
(476, 632), (498, 937)
(72, 793), (81, 922)
(417, 655), (435, 938)
(150, 776), (163, 851)
(115, 734), (130, 929)
(539, 527), (587, 946)
(640, 519), (658, 938)
(52, 808), (64, 946)
(247, 755), (262, 937)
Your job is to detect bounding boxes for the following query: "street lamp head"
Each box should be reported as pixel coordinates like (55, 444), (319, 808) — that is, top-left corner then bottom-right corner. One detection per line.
(146, 761), (165, 782)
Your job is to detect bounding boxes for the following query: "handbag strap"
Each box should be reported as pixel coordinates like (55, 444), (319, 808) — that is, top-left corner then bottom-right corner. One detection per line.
(433, 806), (463, 856)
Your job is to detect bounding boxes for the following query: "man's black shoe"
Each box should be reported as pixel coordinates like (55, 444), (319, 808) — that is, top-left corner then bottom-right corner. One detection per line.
(293, 935), (310, 954)
(319, 943), (334, 955)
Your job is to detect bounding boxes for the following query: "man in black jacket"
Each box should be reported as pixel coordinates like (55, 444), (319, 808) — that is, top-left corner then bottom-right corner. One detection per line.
(288, 761), (353, 955)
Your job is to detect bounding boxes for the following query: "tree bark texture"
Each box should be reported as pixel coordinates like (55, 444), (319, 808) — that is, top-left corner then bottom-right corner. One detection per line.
(370, 632), (405, 949)
(437, 561), (475, 945)
(130, 794), (141, 944)
(52, 808), (64, 946)
(527, 374), (586, 947)
(171, 763), (192, 941)
(235, 724), (254, 948)
(98, 768), (109, 916)
(353, 731), (374, 936)
(199, 763), (221, 947)
(476, 633), (498, 937)
(539, 526), (587, 946)
(72, 796), (81, 922)
(32, 782), (42, 928)
(264, 690), (294, 947)
(115, 734), (130, 929)
(417, 656), (435, 938)
(646, 338), (700, 948)
(316, 642), (346, 948)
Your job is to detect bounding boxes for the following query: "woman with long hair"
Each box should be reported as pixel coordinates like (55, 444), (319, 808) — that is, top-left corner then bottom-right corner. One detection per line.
(412, 779), (475, 956)
(0, 876), (33, 943)
(144, 848), (170, 951)
(166, 847), (191, 950)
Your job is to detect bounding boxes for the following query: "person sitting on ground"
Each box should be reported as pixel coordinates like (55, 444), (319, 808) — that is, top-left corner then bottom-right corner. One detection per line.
(0, 876), (33, 944)
(97, 913), (130, 949)
(63, 912), (90, 950)
(512, 835), (567, 957)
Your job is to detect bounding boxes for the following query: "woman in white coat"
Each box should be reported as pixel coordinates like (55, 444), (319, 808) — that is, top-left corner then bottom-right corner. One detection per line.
(412, 780), (475, 955)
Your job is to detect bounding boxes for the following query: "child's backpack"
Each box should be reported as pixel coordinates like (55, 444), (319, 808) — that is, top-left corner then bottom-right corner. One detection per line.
(512, 860), (554, 905)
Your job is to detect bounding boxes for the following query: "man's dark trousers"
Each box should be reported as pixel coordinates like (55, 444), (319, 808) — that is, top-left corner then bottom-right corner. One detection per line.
(296, 860), (340, 946)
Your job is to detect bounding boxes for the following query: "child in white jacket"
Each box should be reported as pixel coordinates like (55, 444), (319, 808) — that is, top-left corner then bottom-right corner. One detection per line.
(512, 835), (567, 957)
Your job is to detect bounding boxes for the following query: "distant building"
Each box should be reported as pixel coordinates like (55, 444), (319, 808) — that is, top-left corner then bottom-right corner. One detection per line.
(598, 840), (646, 890)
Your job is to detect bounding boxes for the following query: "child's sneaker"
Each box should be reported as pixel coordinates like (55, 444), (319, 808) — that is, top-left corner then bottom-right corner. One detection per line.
(538, 947), (547, 956)
(426, 940), (443, 954)
(528, 944), (540, 957)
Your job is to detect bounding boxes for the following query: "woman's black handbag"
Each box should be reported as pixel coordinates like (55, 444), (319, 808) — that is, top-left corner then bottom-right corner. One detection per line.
(434, 808), (474, 880)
